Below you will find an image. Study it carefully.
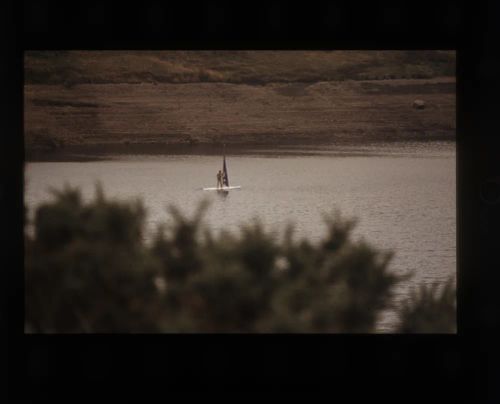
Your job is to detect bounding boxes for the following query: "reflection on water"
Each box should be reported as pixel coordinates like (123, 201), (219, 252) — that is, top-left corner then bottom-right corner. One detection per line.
(25, 141), (456, 332)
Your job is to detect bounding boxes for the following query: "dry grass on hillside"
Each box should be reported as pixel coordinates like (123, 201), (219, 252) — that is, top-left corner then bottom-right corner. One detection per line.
(24, 51), (456, 86)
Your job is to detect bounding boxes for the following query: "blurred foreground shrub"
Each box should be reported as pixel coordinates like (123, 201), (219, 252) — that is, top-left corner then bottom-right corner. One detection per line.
(396, 279), (456, 333)
(25, 186), (456, 333)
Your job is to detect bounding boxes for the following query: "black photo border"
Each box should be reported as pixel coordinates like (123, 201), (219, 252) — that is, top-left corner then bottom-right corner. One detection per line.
(5, 0), (500, 398)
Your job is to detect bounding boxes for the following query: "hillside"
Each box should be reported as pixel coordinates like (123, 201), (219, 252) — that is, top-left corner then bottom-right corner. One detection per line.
(25, 50), (455, 85)
(24, 51), (456, 160)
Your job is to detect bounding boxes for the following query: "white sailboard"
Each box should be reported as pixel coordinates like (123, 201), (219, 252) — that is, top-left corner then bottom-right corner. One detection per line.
(203, 154), (241, 191)
(203, 185), (241, 191)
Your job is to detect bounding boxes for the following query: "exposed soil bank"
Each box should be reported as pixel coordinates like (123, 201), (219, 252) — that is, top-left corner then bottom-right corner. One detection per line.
(25, 77), (455, 161)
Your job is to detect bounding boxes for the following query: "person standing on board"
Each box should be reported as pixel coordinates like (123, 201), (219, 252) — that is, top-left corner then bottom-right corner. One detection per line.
(217, 170), (223, 189)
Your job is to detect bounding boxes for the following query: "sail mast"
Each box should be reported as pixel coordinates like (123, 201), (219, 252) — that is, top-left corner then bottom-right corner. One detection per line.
(222, 145), (229, 186)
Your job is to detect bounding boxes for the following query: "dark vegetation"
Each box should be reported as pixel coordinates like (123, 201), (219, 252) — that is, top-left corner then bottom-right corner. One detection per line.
(397, 280), (456, 333)
(25, 185), (456, 333)
(32, 99), (100, 108)
(24, 50), (456, 86)
(359, 81), (456, 95)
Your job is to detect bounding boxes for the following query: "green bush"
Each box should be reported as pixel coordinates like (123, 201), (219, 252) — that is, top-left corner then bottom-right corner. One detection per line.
(24, 185), (456, 333)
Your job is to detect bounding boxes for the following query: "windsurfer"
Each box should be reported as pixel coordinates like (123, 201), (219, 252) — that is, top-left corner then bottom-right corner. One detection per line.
(217, 170), (223, 189)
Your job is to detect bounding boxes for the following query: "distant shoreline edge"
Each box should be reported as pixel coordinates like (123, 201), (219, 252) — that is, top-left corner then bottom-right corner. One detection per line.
(25, 134), (456, 162)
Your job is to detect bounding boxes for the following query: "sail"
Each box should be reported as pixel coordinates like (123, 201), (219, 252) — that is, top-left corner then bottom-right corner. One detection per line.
(222, 155), (229, 186)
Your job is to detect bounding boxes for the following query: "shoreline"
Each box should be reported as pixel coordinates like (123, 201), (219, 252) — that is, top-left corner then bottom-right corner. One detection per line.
(25, 135), (456, 162)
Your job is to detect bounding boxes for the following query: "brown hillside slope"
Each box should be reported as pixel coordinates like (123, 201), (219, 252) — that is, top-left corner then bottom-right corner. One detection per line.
(25, 77), (455, 159)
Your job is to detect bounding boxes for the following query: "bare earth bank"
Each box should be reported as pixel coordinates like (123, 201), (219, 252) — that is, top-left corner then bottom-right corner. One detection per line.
(24, 77), (455, 161)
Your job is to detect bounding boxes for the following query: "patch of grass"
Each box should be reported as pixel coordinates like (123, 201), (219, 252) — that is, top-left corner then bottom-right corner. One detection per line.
(24, 51), (456, 86)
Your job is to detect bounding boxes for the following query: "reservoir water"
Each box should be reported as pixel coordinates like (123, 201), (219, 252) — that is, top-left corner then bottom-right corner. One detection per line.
(25, 141), (456, 332)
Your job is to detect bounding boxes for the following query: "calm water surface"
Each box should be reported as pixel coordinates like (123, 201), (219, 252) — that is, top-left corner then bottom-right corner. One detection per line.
(25, 141), (456, 332)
